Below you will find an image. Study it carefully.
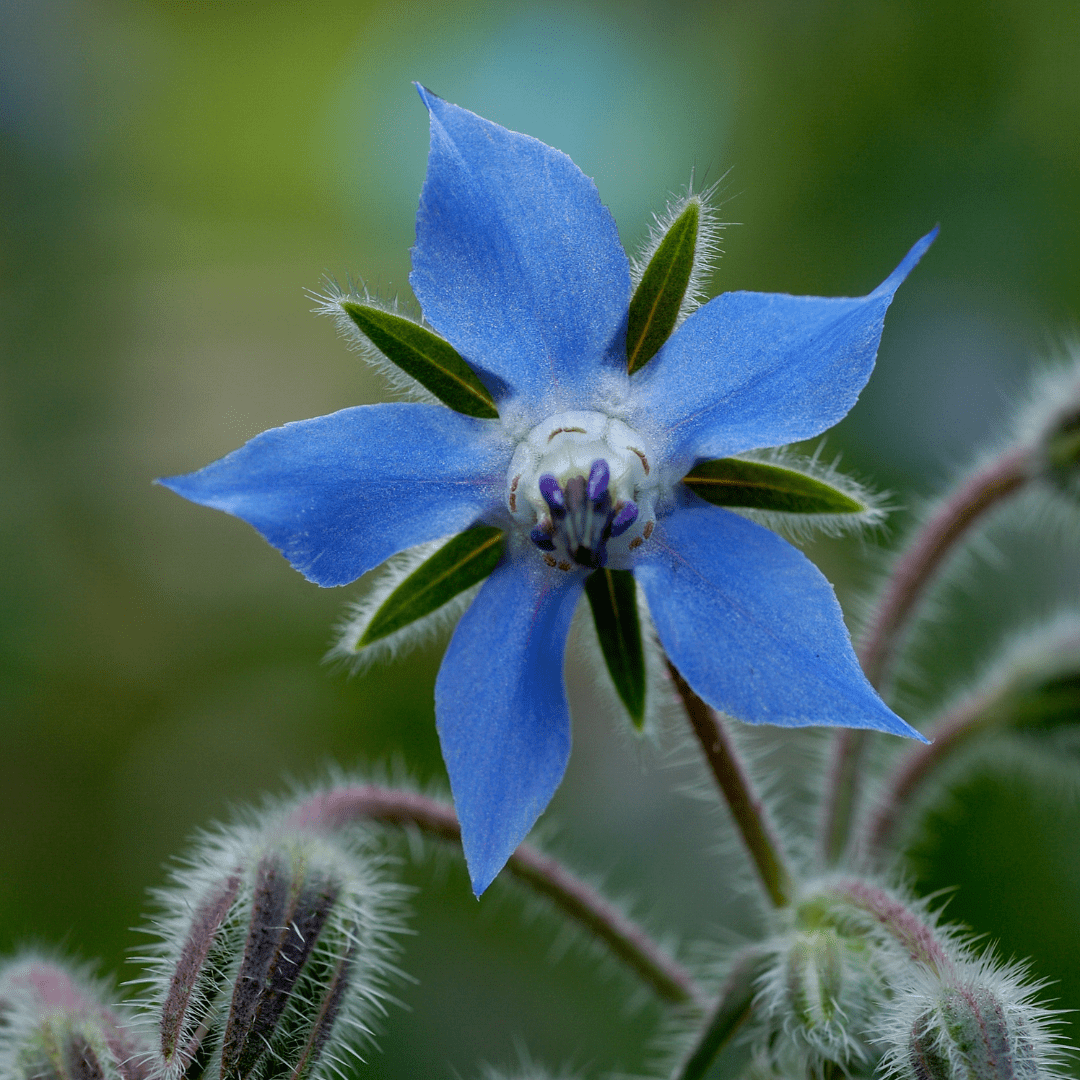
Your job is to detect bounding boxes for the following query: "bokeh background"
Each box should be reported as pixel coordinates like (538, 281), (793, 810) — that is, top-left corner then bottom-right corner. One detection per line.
(4, 1), (1080, 1076)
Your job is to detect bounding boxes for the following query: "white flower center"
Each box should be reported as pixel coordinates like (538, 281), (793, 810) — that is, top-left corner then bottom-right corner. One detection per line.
(506, 411), (660, 571)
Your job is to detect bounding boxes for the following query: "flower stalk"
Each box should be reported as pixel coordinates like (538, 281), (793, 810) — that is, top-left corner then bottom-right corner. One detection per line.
(858, 683), (1004, 862)
(858, 445), (1033, 691)
(820, 444), (1033, 865)
(670, 949), (770, 1080)
(817, 879), (955, 977)
(285, 786), (705, 1007)
(668, 664), (794, 908)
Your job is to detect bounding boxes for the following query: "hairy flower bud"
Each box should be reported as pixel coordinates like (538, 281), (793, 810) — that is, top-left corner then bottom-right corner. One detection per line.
(134, 809), (405, 1080)
(904, 985), (1040, 1080)
(0, 957), (151, 1080)
(759, 923), (887, 1068)
(881, 969), (1066, 1080)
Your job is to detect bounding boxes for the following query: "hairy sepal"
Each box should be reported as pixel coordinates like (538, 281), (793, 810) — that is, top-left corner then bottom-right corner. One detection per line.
(686, 447), (888, 543)
(329, 533), (496, 674)
(340, 301), (499, 420)
(0, 956), (150, 1080)
(314, 282), (497, 416)
(585, 568), (647, 728)
(571, 573), (668, 740)
(129, 807), (406, 1080)
(627, 199), (699, 374)
(629, 180), (725, 333)
(360, 526), (503, 647)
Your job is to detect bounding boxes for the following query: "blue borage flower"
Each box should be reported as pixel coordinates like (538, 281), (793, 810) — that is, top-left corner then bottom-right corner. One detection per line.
(161, 85), (934, 896)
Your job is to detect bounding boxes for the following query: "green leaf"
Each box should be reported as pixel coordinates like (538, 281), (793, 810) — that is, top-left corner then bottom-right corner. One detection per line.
(359, 527), (504, 647)
(585, 568), (646, 728)
(682, 458), (865, 514)
(341, 302), (499, 420)
(626, 199), (699, 375)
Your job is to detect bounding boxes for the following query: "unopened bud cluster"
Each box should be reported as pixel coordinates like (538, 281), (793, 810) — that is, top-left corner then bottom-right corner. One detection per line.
(132, 809), (404, 1080)
(745, 883), (1066, 1080)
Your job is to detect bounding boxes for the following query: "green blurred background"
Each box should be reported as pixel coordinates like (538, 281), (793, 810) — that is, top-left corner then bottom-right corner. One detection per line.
(4, 1), (1080, 1076)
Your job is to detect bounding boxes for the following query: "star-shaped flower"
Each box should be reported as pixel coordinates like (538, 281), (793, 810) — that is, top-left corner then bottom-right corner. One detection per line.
(161, 86), (933, 895)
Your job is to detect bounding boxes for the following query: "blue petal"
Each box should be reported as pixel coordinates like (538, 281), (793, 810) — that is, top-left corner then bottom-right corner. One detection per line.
(630, 230), (937, 470)
(434, 554), (585, 895)
(410, 85), (631, 407)
(158, 404), (505, 587)
(634, 499), (924, 739)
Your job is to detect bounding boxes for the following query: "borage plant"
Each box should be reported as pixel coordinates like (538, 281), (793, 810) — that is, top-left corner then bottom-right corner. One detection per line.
(4, 87), (1077, 1080)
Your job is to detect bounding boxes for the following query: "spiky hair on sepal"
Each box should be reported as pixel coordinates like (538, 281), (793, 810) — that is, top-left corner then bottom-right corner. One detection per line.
(0, 954), (151, 1080)
(629, 176), (728, 330)
(311, 278), (447, 407)
(327, 533), (487, 675)
(128, 801), (408, 1080)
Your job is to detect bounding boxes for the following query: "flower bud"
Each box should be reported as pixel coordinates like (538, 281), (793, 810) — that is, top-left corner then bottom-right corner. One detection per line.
(903, 984), (1042, 1080)
(760, 925), (886, 1067)
(136, 814), (405, 1080)
(0, 957), (151, 1080)
(785, 930), (844, 1030)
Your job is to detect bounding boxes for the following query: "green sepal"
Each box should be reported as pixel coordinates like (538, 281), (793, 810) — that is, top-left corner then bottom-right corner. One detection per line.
(626, 199), (699, 374)
(359, 527), (504, 647)
(341, 302), (499, 420)
(585, 568), (646, 728)
(683, 458), (864, 514)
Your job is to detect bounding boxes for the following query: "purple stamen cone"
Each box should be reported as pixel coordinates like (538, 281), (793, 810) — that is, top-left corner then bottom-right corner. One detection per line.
(609, 501), (639, 537)
(538, 474), (565, 514)
(587, 459), (610, 502)
(563, 475), (587, 512)
(529, 525), (556, 551)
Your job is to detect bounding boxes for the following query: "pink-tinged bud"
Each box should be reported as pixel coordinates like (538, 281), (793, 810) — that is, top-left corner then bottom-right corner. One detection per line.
(901, 983), (1046, 1080)
(0, 957), (151, 1080)
(134, 813), (405, 1080)
(908, 1011), (953, 1080)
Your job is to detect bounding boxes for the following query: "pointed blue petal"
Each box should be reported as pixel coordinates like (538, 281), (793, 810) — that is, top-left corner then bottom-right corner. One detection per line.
(410, 86), (631, 407)
(158, 404), (506, 587)
(634, 499), (924, 739)
(630, 230), (937, 470)
(434, 555), (585, 895)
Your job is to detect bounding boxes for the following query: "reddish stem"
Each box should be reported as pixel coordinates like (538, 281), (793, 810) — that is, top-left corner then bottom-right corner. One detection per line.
(668, 664), (793, 908)
(859, 446), (1031, 691)
(284, 785), (705, 1008)
(860, 682), (1002, 861)
(820, 446), (1032, 865)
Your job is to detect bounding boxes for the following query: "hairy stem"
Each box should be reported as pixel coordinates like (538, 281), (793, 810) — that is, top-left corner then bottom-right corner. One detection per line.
(671, 949), (769, 1080)
(819, 729), (869, 868)
(859, 683), (1003, 861)
(820, 879), (955, 979)
(859, 446), (1031, 689)
(284, 785), (705, 1008)
(669, 663), (794, 908)
(820, 445), (1032, 865)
